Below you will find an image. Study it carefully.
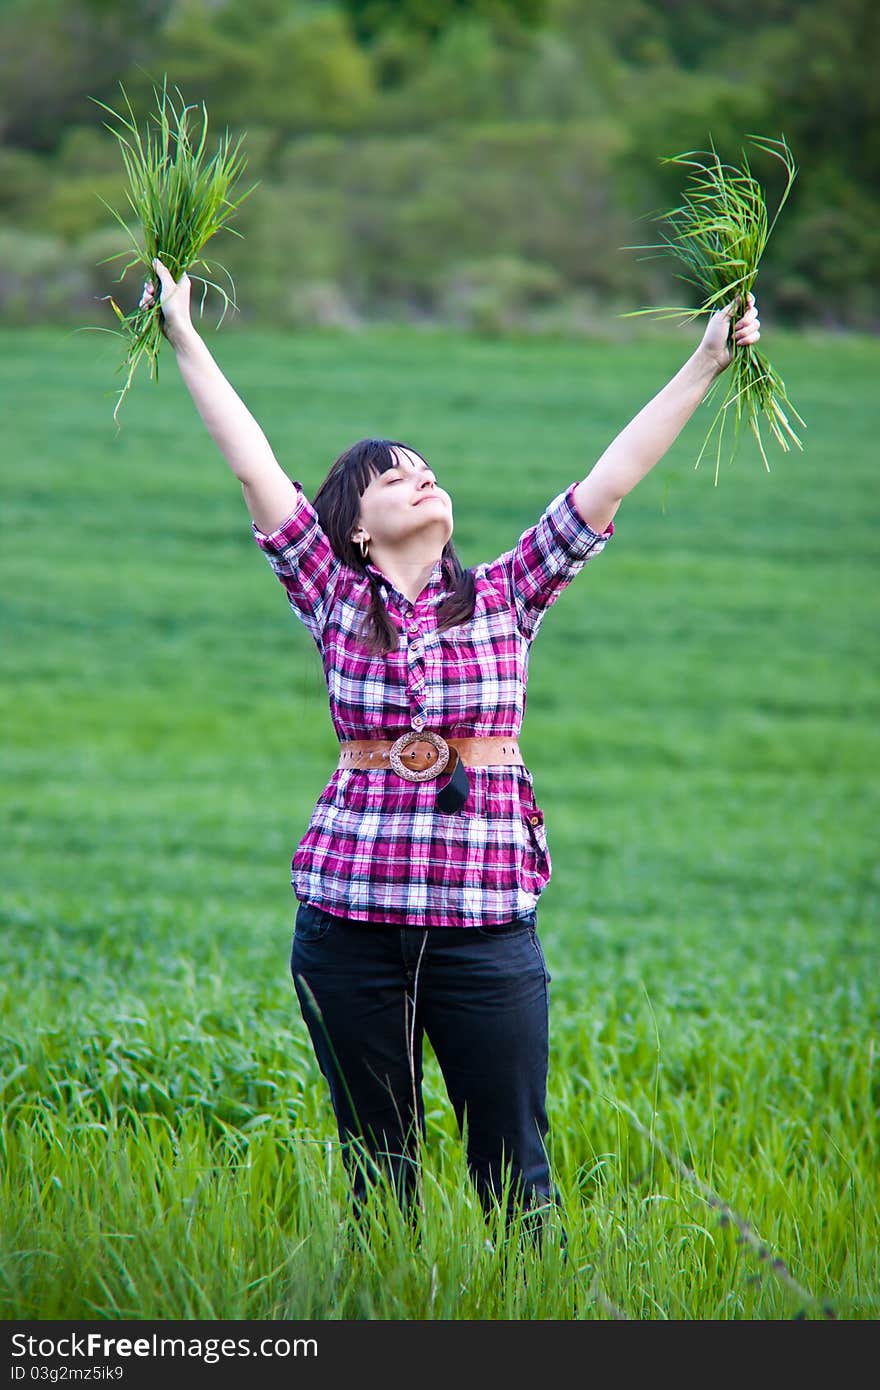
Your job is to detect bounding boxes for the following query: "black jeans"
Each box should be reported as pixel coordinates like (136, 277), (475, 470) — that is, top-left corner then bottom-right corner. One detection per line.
(291, 902), (556, 1222)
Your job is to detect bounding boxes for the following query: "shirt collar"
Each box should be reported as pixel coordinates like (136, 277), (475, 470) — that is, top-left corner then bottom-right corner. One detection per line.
(365, 557), (446, 606)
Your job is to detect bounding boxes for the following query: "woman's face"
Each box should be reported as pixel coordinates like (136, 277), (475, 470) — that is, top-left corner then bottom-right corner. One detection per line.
(354, 447), (453, 554)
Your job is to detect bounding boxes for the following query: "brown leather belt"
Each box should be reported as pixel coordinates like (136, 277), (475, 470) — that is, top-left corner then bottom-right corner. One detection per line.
(338, 732), (524, 781)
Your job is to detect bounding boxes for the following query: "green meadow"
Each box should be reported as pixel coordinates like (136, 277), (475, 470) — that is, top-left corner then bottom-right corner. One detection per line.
(1, 321), (877, 1320)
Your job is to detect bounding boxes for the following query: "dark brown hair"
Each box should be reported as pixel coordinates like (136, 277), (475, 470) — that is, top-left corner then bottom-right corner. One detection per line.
(312, 438), (476, 656)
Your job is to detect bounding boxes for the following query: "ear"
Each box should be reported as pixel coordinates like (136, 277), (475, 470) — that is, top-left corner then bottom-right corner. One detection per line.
(351, 527), (369, 544)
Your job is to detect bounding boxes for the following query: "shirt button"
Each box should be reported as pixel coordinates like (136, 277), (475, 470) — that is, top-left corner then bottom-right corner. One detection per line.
(408, 622), (419, 635)
(530, 815), (540, 826)
(412, 715), (425, 731)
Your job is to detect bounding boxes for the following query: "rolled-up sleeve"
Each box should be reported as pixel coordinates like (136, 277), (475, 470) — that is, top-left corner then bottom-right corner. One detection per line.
(484, 481), (614, 642)
(251, 483), (342, 644)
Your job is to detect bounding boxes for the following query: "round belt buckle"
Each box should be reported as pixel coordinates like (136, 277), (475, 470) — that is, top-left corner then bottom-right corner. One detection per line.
(389, 729), (450, 782)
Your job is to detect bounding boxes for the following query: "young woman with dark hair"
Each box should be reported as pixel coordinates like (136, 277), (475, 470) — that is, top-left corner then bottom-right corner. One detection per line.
(139, 259), (760, 1228)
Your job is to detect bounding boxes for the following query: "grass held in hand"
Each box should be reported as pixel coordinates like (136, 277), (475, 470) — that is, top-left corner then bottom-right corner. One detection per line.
(91, 75), (259, 424)
(627, 134), (805, 484)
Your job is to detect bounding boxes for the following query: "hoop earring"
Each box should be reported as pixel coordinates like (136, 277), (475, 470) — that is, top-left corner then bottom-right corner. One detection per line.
(357, 537), (369, 562)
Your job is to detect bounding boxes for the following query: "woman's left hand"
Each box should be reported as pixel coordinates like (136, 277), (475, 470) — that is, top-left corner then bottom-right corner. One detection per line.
(699, 292), (761, 373)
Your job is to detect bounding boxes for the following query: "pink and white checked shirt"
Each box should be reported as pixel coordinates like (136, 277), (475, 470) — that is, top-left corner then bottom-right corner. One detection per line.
(252, 481), (613, 927)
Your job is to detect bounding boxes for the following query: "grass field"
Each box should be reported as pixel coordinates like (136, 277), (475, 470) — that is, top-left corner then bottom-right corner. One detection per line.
(1, 320), (878, 1321)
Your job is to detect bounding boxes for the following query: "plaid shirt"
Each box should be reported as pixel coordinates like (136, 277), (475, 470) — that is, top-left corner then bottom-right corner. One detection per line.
(252, 481), (613, 927)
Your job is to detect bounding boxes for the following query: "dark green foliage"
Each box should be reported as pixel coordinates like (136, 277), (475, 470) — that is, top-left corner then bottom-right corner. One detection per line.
(0, 0), (877, 328)
(0, 0), (174, 152)
(341, 0), (549, 48)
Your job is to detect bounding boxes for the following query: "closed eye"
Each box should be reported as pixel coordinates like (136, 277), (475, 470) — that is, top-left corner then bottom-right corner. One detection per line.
(383, 465), (436, 484)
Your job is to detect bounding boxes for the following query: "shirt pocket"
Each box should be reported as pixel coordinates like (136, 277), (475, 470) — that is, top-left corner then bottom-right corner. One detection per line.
(519, 799), (551, 894)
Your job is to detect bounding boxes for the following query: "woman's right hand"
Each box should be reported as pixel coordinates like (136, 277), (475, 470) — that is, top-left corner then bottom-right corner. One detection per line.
(138, 257), (194, 348)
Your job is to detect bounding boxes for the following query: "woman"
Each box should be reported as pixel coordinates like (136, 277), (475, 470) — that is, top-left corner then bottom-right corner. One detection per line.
(139, 259), (759, 1225)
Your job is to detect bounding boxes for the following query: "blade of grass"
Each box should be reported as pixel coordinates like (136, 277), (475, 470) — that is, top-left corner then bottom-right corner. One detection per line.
(87, 74), (260, 426)
(621, 134), (804, 481)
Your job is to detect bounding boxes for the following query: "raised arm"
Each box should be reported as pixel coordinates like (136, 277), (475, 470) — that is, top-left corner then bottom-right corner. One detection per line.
(573, 295), (761, 534)
(141, 258), (298, 534)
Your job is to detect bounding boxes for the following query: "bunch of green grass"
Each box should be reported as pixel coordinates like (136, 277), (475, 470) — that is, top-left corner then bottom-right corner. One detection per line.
(626, 134), (805, 484)
(90, 75), (259, 424)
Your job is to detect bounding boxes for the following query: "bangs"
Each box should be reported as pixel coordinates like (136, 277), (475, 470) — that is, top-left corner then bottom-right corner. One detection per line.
(349, 439), (430, 495)
(350, 441), (396, 495)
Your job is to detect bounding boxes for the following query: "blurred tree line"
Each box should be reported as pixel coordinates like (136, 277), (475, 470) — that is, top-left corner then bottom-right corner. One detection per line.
(0, 0), (876, 332)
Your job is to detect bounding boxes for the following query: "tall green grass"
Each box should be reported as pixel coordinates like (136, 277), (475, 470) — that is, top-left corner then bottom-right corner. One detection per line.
(90, 75), (258, 424)
(626, 135), (805, 480)
(1, 322), (877, 1319)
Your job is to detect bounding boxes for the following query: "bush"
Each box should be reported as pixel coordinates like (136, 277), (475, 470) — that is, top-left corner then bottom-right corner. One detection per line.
(437, 254), (564, 333)
(75, 226), (147, 321)
(0, 227), (88, 325)
(0, 147), (48, 222)
(768, 165), (880, 331)
(279, 279), (364, 330)
(118, 4), (377, 138)
(218, 179), (354, 323)
(269, 119), (633, 318)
